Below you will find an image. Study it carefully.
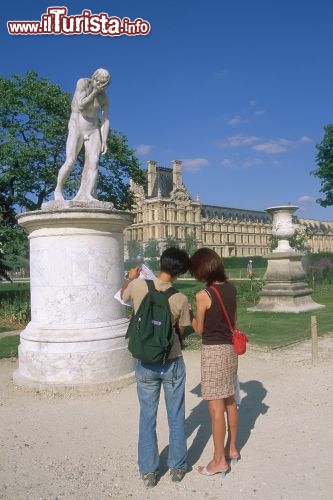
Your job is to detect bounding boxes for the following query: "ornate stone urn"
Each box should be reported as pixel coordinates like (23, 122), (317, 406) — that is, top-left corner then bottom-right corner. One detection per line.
(266, 205), (298, 252)
(248, 204), (324, 313)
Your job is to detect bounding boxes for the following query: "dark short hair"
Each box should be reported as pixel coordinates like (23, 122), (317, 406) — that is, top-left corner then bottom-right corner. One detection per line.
(190, 247), (227, 285)
(160, 247), (190, 277)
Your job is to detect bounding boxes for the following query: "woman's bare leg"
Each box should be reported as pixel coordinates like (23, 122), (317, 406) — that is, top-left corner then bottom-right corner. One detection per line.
(202, 399), (229, 472)
(224, 395), (239, 458)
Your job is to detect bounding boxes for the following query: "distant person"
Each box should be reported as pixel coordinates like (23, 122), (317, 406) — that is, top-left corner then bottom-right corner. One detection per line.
(246, 259), (253, 278)
(121, 248), (191, 488)
(54, 68), (110, 202)
(189, 248), (239, 476)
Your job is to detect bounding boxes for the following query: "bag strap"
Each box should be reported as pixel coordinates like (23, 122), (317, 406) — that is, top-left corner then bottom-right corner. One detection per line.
(146, 279), (156, 292)
(210, 285), (234, 333)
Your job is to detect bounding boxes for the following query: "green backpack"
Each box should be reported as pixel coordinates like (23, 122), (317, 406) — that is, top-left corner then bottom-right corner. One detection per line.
(127, 279), (178, 363)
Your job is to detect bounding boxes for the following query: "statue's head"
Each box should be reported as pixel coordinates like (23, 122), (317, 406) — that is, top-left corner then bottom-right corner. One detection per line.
(92, 68), (111, 87)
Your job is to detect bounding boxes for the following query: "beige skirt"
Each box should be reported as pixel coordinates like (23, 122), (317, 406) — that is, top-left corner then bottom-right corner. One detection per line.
(201, 344), (238, 400)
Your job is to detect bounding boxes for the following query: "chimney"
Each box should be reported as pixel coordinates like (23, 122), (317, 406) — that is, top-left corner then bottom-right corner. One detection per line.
(172, 160), (182, 189)
(147, 160), (157, 197)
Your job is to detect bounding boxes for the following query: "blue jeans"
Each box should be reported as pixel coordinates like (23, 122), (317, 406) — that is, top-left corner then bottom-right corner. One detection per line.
(135, 356), (187, 474)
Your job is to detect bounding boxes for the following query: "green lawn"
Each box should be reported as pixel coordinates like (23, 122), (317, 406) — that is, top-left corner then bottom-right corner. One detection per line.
(0, 279), (332, 358)
(0, 282), (30, 292)
(0, 335), (20, 358)
(177, 280), (332, 350)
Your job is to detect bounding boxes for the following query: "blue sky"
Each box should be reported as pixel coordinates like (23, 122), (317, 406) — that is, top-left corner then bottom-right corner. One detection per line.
(1, 0), (333, 221)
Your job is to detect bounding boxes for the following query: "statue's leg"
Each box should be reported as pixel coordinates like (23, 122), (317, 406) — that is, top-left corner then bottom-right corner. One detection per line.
(54, 127), (83, 201)
(74, 130), (101, 201)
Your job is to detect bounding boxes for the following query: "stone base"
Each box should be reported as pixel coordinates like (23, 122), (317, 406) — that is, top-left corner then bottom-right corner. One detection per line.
(16, 206), (134, 388)
(13, 370), (135, 393)
(41, 199), (115, 211)
(248, 251), (325, 313)
(14, 321), (135, 386)
(248, 287), (325, 313)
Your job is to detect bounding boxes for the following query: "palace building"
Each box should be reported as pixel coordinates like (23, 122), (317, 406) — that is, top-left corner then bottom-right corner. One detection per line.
(124, 160), (333, 257)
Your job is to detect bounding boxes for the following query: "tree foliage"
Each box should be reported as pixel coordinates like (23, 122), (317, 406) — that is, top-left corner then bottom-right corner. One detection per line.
(165, 235), (179, 249)
(268, 227), (310, 252)
(0, 72), (145, 225)
(0, 255), (12, 281)
(0, 222), (29, 271)
(312, 124), (333, 207)
(127, 239), (143, 261)
(144, 238), (160, 260)
(184, 234), (198, 256)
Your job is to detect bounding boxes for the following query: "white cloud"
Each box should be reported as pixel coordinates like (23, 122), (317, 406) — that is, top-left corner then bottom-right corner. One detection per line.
(136, 144), (152, 155)
(182, 157), (210, 172)
(249, 100), (256, 107)
(228, 115), (249, 126)
(252, 138), (291, 153)
(219, 134), (309, 155)
(298, 136), (312, 144)
(220, 157), (263, 169)
(242, 158), (264, 168)
(255, 110), (265, 116)
(298, 195), (315, 204)
(220, 158), (235, 168)
(219, 134), (261, 148)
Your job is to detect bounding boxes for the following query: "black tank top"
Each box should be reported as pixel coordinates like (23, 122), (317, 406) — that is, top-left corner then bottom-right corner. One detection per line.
(202, 282), (237, 345)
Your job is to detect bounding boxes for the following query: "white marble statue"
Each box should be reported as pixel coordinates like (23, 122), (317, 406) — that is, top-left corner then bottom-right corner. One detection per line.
(54, 68), (111, 202)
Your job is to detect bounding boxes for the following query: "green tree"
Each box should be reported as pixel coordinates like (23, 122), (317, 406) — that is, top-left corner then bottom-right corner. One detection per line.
(0, 222), (29, 272)
(0, 262), (12, 281)
(268, 227), (310, 252)
(0, 254), (12, 281)
(312, 124), (333, 207)
(144, 239), (160, 260)
(290, 226), (311, 252)
(127, 240), (142, 261)
(165, 235), (179, 249)
(0, 72), (145, 225)
(184, 234), (198, 256)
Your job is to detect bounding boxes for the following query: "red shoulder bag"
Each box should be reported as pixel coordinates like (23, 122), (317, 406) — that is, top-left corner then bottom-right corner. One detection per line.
(210, 285), (248, 355)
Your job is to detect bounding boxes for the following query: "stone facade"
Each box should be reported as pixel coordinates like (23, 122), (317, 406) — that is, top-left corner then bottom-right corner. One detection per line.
(124, 160), (333, 257)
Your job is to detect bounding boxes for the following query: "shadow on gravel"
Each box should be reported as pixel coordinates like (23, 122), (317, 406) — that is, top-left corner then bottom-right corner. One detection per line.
(158, 379), (269, 476)
(237, 380), (269, 451)
(185, 383), (212, 469)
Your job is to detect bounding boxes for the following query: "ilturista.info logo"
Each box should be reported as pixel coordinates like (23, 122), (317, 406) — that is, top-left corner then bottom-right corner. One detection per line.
(7, 7), (151, 36)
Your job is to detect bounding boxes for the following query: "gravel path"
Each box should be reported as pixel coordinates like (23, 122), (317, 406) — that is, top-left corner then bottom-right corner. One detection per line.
(1, 335), (332, 500)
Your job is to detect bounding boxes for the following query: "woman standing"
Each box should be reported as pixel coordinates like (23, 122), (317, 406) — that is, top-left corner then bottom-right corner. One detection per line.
(189, 248), (239, 476)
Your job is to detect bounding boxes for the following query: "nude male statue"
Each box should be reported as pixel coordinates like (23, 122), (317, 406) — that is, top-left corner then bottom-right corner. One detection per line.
(54, 68), (111, 202)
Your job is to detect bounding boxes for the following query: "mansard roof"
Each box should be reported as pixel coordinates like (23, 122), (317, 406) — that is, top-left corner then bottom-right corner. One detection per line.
(201, 204), (272, 223)
(299, 218), (333, 233)
(148, 167), (173, 198)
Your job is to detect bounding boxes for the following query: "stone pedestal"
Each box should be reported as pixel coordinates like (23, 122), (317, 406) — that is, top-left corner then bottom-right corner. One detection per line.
(14, 202), (135, 388)
(248, 251), (324, 313)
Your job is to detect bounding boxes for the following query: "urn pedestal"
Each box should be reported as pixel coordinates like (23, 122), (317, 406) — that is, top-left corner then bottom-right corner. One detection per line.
(248, 205), (324, 313)
(248, 251), (324, 313)
(14, 202), (135, 389)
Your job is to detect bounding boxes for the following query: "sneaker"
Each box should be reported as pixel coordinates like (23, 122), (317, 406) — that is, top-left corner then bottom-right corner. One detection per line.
(170, 468), (186, 482)
(141, 472), (157, 488)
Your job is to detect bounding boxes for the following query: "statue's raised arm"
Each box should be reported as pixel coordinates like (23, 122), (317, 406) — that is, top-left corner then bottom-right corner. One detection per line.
(54, 68), (111, 202)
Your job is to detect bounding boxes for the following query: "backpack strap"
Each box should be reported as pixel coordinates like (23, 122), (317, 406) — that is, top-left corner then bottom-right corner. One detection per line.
(146, 279), (156, 292)
(163, 286), (178, 299)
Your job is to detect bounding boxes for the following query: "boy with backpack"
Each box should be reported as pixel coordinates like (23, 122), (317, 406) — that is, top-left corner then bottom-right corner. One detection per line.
(121, 247), (191, 488)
